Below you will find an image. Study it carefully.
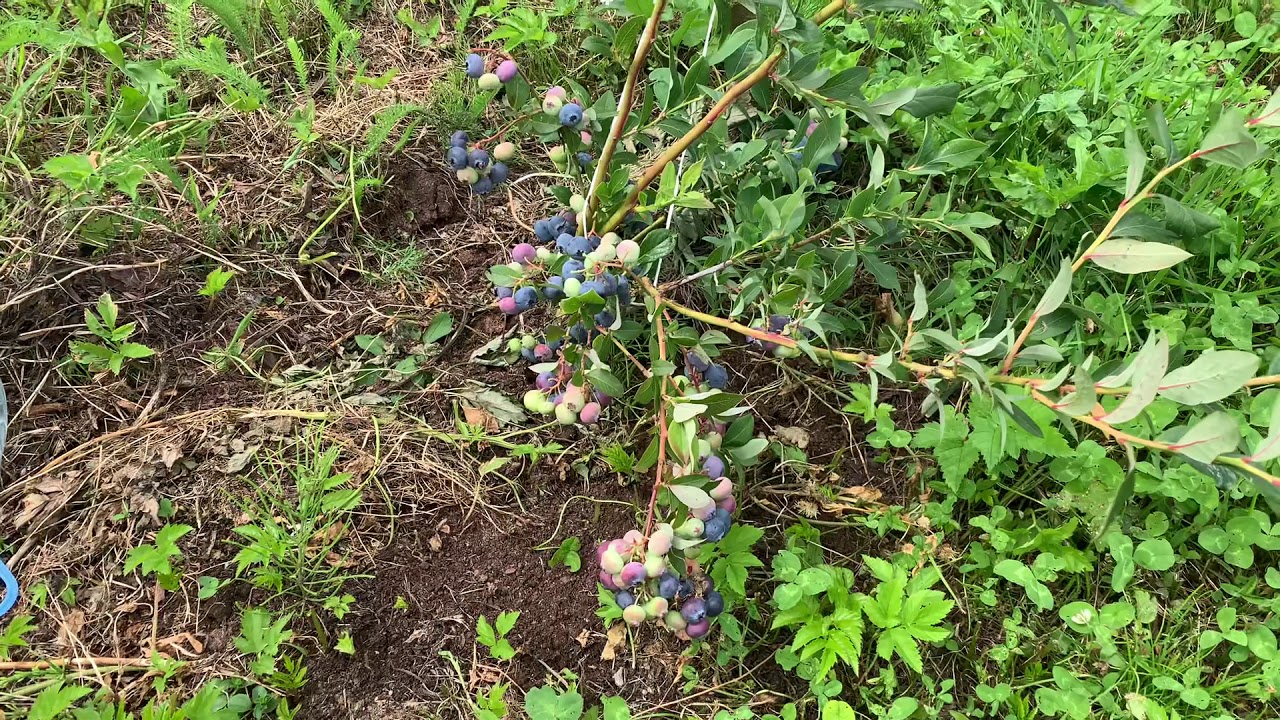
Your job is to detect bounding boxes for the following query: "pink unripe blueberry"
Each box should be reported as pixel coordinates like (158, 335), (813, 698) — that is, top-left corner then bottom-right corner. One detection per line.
(497, 297), (518, 314)
(601, 548), (624, 574)
(644, 597), (668, 618)
(599, 571), (620, 591)
(579, 401), (601, 425)
(692, 502), (716, 521)
(622, 605), (646, 626)
(493, 142), (516, 161)
(623, 529), (645, 547)
(596, 541), (610, 561)
(546, 86), (567, 98)
(580, 130), (592, 144)
(718, 495), (737, 514)
(609, 538), (628, 554)
(496, 59), (518, 83)
(647, 529), (673, 556)
(616, 239), (640, 265)
(806, 121), (818, 136)
(685, 618), (710, 638)
(620, 562), (647, 587)
(709, 477), (733, 501)
(511, 243), (536, 264)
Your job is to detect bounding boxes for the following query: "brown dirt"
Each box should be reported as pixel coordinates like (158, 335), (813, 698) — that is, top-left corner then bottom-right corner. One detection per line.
(368, 160), (468, 238)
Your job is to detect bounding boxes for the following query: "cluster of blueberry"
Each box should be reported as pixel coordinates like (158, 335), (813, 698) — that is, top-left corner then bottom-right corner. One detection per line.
(684, 351), (729, 391)
(522, 380), (610, 425)
(447, 132), (514, 195)
(746, 314), (805, 359)
(541, 87), (595, 170)
(597, 526), (726, 639)
(465, 52), (519, 89)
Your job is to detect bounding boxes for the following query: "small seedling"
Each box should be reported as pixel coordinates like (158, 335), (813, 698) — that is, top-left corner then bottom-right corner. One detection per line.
(549, 537), (581, 573)
(123, 523), (192, 591)
(334, 632), (355, 655)
(68, 292), (155, 375)
(476, 611), (519, 661)
(235, 608), (294, 677)
(198, 266), (235, 297)
(323, 593), (356, 620)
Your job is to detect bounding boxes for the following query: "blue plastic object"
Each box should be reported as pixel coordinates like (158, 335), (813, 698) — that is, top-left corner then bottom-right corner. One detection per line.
(0, 377), (16, 618)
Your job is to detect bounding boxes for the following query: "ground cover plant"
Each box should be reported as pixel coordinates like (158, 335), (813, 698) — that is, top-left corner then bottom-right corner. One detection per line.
(1, 0), (1280, 718)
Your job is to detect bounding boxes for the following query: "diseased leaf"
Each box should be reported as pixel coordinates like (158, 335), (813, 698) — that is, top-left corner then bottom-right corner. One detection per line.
(1158, 349), (1259, 405)
(1170, 411), (1240, 463)
(1101, 332), (1169, 423)
(1087, 239), (1191, 274)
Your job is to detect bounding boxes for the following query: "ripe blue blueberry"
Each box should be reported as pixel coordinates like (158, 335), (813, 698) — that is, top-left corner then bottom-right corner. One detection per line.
(681, 597), (707, 623)
(465, 54), (484, 78)
(702, 455), (725, 479)
(594, 310), (615, 328)
(703, 516), (729, 542)
(447, 146), (468, 169)
(513, 287), (537, 311)
(468, 149), (490, 170)
(495, 287), (513, 299)
(561, 259), (585, 281)
(544, 276), (566, 301)
(577, 152), (593, 167)
(704, 364), (729, 389)
(489, 162), (509, 184)
(686, 353), (710, 373)
(679, 578), (695, 598)
(534, 219), (555, 243)
(450, 130), (469, 147)
(705, 591), (724, 617)
(614, 590), (636, 609)
(657, 573), (681, 600)
(558, 103), (583, 127)
(473, 177), (495, 195)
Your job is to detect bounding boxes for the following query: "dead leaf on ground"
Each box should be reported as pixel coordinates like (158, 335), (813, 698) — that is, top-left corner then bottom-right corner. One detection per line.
(455, 384), (527, 426)
(57, 610), (86, 648)
(840, 486), (883, 504)
(159, 444), (183, 468)
(226, 444), (261, 473)
(15, 476), (77, 528)
(157, 632), (205, 656)
(575, 629), (591, 648)
(461, 404), (500, 433)
(601, 623), (627, 661)
(773, 426), (810, 448)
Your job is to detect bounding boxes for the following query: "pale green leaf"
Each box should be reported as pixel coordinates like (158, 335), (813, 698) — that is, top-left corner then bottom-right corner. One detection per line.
(1101, 332), (1169, 423)
(1087, 239), (1191, 274)
(1158, 349), (1259, 405)
(1170, 411), (1240, 463)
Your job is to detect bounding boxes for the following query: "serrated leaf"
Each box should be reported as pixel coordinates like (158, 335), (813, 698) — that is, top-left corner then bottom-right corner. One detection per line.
(1158, 349), (1259, 405)
(1101, 332), (1169, 423)
(1087, 239), (1191, 274)
(1170, 411), (1240, 463)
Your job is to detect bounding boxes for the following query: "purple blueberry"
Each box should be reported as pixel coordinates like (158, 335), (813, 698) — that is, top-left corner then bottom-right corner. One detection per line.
(536, 372), (556, 390)
(450, 130), (469, 147)
(511, 243), (536, 264)
(702, 455), (725, 479)
(686, 353), (710, 373)
(497, 297), (518, 315)
(465, 54), (484, 78)
(599, 571), (620, 591)
(447, 145), (468, 169)
(620, 562), (647, 587)
(681, 597), (707, 623)
(558, 103), (583, 127)
(490, 162), (509, 184)
(686, 618), (710, 638)
(705, 591), (724, 617)
(496, 59), (518, 83)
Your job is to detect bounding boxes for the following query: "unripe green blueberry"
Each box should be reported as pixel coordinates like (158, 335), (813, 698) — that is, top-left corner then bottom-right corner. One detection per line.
(622, 605), (646, 626)
(548, 145), (567, 163)
(644, 553), (665, 578)
(664, 610), (687, 631)
(523, 390), (547, 412)
(644, 597), (669, 618)
(493, 141), (517, 161)
(506, 261), (524, 272)
(457, 167), (479, 184)
(536, 246), (552, 260)
(542, 94), (564, 116)
(506, 338), (522, 352)
(600, 232), (619, 244)
(596, 243), (616, 262)
(615, 239), (640, 265)
(838, 137), (849, 151)
(537, 398), (557, 415)
(706, 431), (723, 451)
(478, 72), (502, 90)
(521, 334), (537, 349)
(569, 194), (586, 214)
(601, 548), (625, 575)
(563, 278), (582, 296)
(773, 345), (801, 359)
(676, 518), (704, 539)
(695, 439), (711, 461)
(555, 403), (577, 425)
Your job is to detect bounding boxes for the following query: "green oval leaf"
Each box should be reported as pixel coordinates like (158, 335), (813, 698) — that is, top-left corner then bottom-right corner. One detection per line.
(1087, 239), (1192, 274)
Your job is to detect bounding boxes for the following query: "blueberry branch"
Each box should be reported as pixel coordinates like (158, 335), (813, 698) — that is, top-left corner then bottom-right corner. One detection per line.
(598, 0), (851, 234)
(584, 0), (670, 232)
(642, 306), (673, 538)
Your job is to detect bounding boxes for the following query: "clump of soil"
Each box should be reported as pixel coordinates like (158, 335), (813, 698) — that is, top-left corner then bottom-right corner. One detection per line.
(370, 160), (467, 237)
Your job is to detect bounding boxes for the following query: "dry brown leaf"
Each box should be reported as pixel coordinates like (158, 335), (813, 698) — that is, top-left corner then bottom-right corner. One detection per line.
(428, 534), (443, 552)
(575, 629), (591, 648)
(462, 404), (499, 433)
(15, 493), (49, 528)
(601, 623), (627, 661)
(841, 486), (883, 503)
(773, 426), (810, 449)
(159, 444), (183, 468)
(57, 610), (86, 648)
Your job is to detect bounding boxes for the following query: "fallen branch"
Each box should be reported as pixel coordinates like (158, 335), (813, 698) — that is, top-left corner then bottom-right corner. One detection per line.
(0, 657), (153, 671)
